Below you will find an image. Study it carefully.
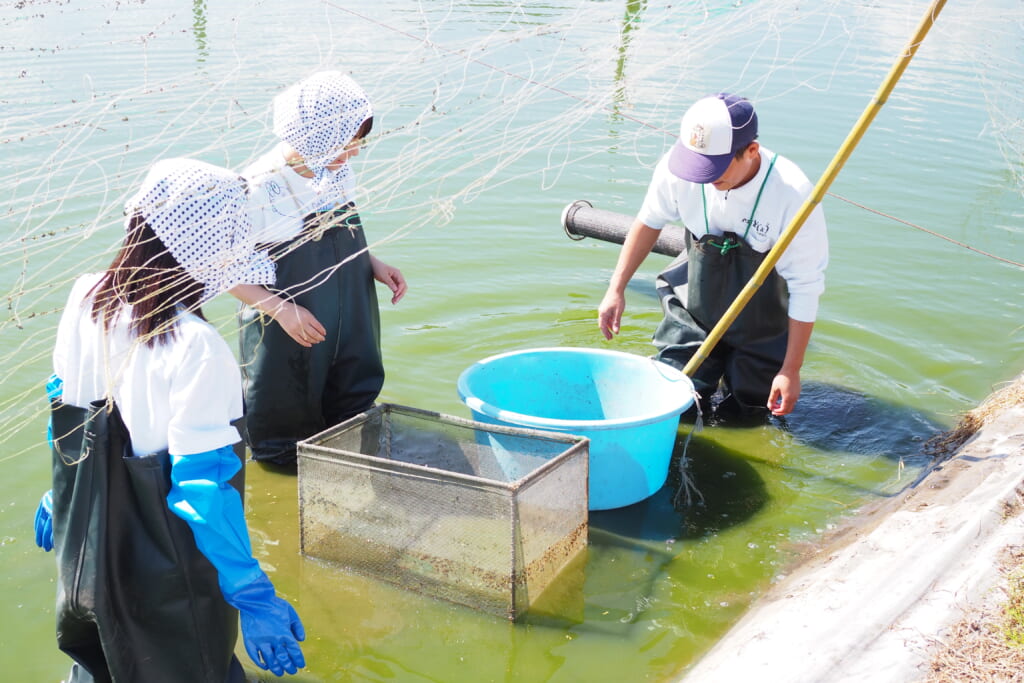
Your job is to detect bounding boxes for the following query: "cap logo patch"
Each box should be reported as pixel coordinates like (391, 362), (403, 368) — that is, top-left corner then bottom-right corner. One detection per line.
(689, 124), (708, 151)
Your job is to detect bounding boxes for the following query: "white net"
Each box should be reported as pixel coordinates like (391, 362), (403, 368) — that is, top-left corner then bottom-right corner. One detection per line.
(2, 0), (1023, 464)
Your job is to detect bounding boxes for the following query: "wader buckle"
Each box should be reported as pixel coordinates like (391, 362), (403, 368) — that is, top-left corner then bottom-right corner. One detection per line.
(711, 237), (739, 256)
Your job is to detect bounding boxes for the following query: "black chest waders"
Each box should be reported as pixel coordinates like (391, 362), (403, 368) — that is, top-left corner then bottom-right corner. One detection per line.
(50, 399), (246, 683)
(653, 154), (789, 412)
(239, 204), (383, 466)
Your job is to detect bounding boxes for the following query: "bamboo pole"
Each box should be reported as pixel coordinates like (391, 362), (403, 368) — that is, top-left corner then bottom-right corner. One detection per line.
(682, 0), (948, 377)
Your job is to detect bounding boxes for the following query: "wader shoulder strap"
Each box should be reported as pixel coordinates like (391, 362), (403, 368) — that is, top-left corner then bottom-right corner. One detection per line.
(700, 152), (779, 248)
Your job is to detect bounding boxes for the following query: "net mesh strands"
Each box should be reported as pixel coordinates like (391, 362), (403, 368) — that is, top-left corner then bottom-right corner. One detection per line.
(4, 4), (1024, 679)
(1, 0), (1022, 461)
(297, 404), (588, 620)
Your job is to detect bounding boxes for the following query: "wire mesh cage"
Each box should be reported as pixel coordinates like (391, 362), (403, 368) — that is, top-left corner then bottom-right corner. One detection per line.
(297, 403), (589, 620)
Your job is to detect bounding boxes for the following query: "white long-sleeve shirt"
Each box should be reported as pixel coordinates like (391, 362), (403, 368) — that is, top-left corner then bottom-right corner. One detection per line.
(637, 146), (828, 322)
(53, 274), (242, 457)
(243, 145), (357, 245)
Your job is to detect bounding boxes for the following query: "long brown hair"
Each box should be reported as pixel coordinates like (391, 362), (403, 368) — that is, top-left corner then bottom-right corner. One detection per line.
(356, 116), (373, 141)
(88, 213), (206, 347)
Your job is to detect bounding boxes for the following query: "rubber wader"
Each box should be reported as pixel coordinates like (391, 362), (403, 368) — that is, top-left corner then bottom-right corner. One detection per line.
(50, 399), (246, 683)
(239, 205), (384, 465)
(652, 154), (788, 412)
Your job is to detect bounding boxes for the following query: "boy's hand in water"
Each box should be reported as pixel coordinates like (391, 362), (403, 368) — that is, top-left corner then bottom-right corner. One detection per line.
(767, 369), (800, 416)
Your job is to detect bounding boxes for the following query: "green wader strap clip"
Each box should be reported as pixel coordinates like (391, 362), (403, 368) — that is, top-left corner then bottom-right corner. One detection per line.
(710, 237), (740, 255)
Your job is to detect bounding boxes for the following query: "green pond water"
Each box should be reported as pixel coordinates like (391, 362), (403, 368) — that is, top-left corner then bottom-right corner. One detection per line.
(3, 1), (1023, 681)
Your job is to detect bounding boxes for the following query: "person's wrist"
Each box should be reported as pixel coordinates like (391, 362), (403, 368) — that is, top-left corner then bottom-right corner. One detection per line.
(258, 295), (286, 319)
(222, 569), (273, 610)
(606, 275), (628, 294)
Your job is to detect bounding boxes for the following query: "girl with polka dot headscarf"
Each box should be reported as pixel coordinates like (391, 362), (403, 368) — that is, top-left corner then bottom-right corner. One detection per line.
(231, 71), (407, 467)
(36, 158), (306, 680)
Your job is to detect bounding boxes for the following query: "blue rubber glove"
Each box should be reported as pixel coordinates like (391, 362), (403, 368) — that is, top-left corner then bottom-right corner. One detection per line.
(45, 373), (63, 401)
(34, 490), (54, 552)
(231, 574), (306, 676)
(38, 375), (63, 551)
(167, 445), (305, 676)
(46, 373), (63, 448)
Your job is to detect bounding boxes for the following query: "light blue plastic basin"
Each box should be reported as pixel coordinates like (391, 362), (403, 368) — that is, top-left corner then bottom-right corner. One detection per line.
(457, 347), (694, 510)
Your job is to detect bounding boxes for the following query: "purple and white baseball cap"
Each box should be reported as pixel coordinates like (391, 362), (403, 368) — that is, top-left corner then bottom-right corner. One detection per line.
(668, 93), (758, 183)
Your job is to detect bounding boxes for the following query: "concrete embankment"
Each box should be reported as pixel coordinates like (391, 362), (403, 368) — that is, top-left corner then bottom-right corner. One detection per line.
(681, 384), (1024, 682)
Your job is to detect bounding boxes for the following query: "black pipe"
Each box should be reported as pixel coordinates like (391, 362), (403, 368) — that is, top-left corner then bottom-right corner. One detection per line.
(560, 200), (686, 257)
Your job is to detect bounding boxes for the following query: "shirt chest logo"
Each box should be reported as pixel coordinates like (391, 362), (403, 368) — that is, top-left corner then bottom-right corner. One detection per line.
(744, 217), (771, 241)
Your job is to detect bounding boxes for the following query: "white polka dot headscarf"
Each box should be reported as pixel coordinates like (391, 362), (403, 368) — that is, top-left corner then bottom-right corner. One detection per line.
(272, 71), (373, 201)
(124, 158), (276, 302)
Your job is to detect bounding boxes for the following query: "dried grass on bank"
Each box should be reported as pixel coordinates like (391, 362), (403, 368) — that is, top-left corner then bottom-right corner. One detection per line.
(924, 376), (1024, 459)
(925, 546), (1024, 683)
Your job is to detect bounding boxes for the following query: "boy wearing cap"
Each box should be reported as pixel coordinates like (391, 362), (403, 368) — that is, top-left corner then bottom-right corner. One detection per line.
(598, 93), (828, 417)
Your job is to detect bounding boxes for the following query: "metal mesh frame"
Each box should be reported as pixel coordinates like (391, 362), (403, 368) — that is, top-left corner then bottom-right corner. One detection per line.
(297, 403), (588, 620)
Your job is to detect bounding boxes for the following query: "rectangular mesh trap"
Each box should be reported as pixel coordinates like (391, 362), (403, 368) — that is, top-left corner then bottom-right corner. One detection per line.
(297, 403), (589, 620)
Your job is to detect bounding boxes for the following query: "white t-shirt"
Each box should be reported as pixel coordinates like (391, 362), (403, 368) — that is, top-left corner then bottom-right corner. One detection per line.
(243, 145), (355, 245)
(53, 274), (243, 457)
(637, 146), (828, 323)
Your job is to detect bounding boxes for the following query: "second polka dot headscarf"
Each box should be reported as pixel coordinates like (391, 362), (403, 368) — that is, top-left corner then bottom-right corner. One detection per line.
(272, 71), (373, 203)
(124, 158), (276, 302)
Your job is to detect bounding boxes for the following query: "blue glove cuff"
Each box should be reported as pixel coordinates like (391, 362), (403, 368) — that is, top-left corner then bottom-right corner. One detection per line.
(46, 373), (63, 401)
(46, 374), (63, 448)
(224, 572), (277, 612)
